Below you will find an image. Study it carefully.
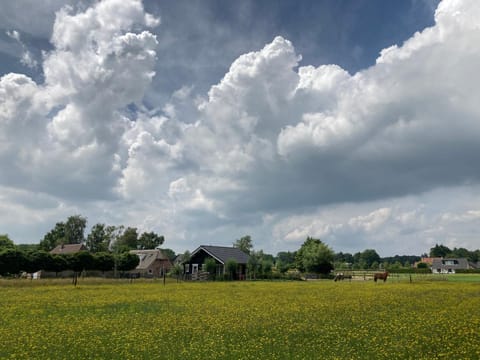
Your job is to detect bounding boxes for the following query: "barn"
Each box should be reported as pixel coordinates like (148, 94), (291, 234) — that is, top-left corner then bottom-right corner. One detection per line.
(185, 245), (249, 280)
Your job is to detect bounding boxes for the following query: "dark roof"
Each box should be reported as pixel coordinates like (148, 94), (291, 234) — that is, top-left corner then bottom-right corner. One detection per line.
(50, 244), (88, 255)
(431, 258), (470, 270)
(191, 245), (249, 264)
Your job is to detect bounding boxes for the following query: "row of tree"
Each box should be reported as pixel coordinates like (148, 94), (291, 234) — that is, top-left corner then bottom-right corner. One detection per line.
(2, 215), (480, 278)
(39, 215), (165, 253)
(233, 236), (480, 276)
(0, 247), (140, 277)
(428, 244), (480, 262)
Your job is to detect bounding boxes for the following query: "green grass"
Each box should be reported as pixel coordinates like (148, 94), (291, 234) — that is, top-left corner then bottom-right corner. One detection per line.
(1, 279), (479, 359)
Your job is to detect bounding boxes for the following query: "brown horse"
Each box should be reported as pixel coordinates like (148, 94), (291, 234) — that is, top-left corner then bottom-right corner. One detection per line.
(373, 271), (389, 282)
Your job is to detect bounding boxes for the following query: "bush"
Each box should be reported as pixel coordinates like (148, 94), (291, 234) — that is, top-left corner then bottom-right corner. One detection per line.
(387, 268), (431, 274)
(455, 269), (480, 274)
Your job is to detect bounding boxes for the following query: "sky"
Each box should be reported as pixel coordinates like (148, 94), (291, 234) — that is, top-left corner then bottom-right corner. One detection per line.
(1, 0), (480, 257)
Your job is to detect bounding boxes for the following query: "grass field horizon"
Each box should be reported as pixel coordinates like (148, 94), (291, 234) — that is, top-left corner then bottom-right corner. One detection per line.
(1, 278), (479, 359)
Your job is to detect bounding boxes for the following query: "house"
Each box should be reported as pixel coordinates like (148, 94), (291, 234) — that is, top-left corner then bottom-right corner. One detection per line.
(186, 245), (250, 280)
(414, 257), (437, 268)
(129, 249), (173, 277)
(50, 243), (88, 255)
(431, 258), (472, 274)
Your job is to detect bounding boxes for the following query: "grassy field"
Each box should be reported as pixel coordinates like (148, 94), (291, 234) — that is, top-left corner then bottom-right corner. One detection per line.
(1, 278), (479, 359)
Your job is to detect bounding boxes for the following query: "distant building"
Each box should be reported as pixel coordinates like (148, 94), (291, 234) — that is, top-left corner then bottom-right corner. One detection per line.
(186, 245), (250, 280)
(129, 249), (172, 277)
(431, 258), (473, 274)
(417, 257), (436, 266)
(50, 244), (88, 255)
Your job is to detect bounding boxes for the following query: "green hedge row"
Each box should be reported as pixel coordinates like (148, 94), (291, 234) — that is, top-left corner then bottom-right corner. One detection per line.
(455, 269), (480, 274)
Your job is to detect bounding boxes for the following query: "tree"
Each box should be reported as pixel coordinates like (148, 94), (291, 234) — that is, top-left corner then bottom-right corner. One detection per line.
(296, 237), (334, 275)
(0, 248), (26, 276)
(334, 252), (354, 267)
(448, 247), (472, 261)
(23, 251), (54, 273)
(93, 252), (115, 273)
(169, 264), (183, 278)
(0, 234), (15, 249)
(16, 244), (39, 252)
(64, 215), (87, 244)
(68, 251), (95, 273)
(204, 257), (217, 279)
(138, 232), (164, 249)
(45, 255), (69, 276)
(233, 235), (253, 255)
(430, 244), (451, 258)
(261, 259), (273, 278)
(86, 224), (111, 253)
(225, 258), (238, 280)
(358, 249), (381, 269)
(247, 251), (262, 279)
(276, 251), (296, 273)
(39, 222), (66, 251)
(116, 227), (138, 251)
(116, 252), (140, 272)
(160, 248), (176, 261)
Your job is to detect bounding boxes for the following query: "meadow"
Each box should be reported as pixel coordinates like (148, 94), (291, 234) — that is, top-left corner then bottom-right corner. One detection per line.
(1, 277), (479, 359)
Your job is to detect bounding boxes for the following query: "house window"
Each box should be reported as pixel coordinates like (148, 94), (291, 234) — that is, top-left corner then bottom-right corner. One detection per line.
(184, 264), (190, 273)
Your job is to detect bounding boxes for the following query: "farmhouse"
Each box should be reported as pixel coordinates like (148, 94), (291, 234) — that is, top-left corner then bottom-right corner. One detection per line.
(129, 249), (172, 277)
(50, 243), (88, 255)
(186, 245), (249, 280)
(431, 258), (474, 274)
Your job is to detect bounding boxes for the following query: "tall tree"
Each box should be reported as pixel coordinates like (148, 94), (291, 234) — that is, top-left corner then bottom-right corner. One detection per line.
(247, 250), (262, 279)
(39, 222), (66, 251)
(115, 227), (139, 251)
(296, 237), (334, 274)
(86, 223), (112, 253)
(159, 248), (176, 261)
(233, 235), (253, 255)
(359, 249), (381, 269)
(276, 251), (296, 273)
(64, 215), (87, 244)
(430, 244), (451, 258)
(0, 234), (15, 249)
(138, 232), (164, 249)
(225, 258), (238, 280)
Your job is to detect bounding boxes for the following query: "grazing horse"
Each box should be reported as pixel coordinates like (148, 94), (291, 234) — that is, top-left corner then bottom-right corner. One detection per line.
(334, 273), (344, 282)
(373, 271), (389, 283)
(334, 273), (352, 282)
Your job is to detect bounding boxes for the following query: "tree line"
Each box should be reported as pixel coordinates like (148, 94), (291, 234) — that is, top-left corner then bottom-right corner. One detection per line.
(38, 215), (165, 253)
(232, 236), (480, 278)
(0, 214), (171, 277)
(1, 215), (480, 278)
